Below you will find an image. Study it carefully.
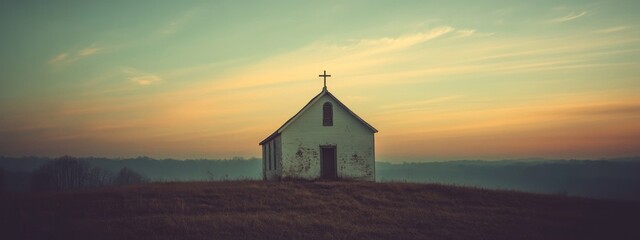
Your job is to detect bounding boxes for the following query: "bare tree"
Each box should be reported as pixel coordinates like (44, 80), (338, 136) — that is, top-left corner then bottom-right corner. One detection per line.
(31, 156), (114, 191)
(113, 167), (148, 186)
(88, 167), (114, 187)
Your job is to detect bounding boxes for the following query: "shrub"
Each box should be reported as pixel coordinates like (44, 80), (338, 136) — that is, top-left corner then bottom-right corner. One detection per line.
(113, 167), (148, 186)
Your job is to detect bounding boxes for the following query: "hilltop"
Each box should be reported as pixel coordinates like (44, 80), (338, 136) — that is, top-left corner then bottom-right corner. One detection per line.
(1, 181), (638, 240)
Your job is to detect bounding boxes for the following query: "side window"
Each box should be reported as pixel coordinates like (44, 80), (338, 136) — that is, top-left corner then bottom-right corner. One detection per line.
(323, 102), (333, 126)
(267, 143), (271, 170)
(272, 141), (277, 170)
(262, 144), (266, 171)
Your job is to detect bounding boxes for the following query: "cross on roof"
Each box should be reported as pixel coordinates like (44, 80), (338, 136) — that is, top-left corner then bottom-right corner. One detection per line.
(319, 70), (331, 90)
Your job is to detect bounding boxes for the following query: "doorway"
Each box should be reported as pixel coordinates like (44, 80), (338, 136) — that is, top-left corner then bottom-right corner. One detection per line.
(320, 146), (337, 179)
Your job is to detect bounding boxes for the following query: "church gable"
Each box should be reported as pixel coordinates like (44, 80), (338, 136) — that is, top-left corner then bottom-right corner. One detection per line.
(283, 93), (374, 136)
(259, 89), (377, 145)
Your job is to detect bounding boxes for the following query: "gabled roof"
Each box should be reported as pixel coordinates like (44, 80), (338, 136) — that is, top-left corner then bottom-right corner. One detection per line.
(259, 88), (378, 145)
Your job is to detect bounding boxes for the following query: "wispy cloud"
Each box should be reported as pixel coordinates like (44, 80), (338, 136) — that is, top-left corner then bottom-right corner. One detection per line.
(159, 8), (199, 35)
(146, 23), (640, 102)
(594, 26), (630, 34)
(130, 75), (161, 86)
(77, 47), (101, 56)
(380, 95), (463, 110)
(123, 68), (162, 86)
(455, 29), (476, 37)
(453, 29), (494, 38)
(48, 45), (103, 65)
(48, 53), (69, 63)
(354, 27), (454, 53)
(548, 11), (588, 23)
(201, 26), (455, 91)
(159, 21), (182, 35)
(549, 102), (640, 117)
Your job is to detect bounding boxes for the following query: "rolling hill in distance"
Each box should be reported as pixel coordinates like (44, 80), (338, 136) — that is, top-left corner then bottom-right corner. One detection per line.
(2, 156), (640, 201)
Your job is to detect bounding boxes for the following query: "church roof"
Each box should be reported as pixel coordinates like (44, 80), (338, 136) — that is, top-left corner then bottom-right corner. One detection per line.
(259, 88), (378, 145)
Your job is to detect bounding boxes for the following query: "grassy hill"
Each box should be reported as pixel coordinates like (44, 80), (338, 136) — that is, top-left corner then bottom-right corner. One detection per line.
(1, 181), (638, 240)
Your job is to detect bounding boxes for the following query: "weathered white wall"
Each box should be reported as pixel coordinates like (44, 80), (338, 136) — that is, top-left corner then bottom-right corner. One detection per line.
(279, 94), (375, 181)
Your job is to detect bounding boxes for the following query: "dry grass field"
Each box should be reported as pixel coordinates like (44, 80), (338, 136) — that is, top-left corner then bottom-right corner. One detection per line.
(1, 180), (638, 240)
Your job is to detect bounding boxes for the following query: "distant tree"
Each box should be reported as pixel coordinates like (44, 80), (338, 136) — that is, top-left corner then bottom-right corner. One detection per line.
(113, 167), (148, 186)
(31, 156), (90, 191)
(0, 167), (4, 194)
(31, 156), (114, 191)
(206, 170), (216, 181)
(88, 167), (114, 187)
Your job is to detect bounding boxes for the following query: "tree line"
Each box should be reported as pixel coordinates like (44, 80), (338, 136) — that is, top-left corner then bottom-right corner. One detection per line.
(30, 156), (148, 191)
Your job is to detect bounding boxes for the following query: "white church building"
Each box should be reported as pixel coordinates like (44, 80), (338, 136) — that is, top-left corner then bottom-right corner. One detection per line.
(259, 71), (378, 181)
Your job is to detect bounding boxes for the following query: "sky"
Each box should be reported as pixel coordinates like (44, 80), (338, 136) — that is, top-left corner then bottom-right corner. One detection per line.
(1, 0), (639, 161)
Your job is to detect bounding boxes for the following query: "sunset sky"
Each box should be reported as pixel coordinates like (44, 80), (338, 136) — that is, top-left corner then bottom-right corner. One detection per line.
(1, 0), (639, 161)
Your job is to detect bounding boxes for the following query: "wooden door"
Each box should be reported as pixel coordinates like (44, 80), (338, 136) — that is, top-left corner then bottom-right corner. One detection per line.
(320, 146), (337, 179)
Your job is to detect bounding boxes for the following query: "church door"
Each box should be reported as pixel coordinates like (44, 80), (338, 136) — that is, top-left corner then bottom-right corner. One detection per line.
(320, 146), (337, 179)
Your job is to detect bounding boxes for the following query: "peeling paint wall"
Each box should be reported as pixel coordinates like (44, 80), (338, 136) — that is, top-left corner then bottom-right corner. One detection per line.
(279, 94), (375, 181)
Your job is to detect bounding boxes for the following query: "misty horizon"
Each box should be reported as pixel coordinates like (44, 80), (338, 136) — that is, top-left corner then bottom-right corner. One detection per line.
(3, 155), (640, 202)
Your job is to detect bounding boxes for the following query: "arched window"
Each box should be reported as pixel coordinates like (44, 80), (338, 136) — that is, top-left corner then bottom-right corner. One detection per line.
(323, 102), (333, 126)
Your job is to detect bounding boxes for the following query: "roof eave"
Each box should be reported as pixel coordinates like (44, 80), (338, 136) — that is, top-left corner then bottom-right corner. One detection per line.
(259, 132), (281, 145)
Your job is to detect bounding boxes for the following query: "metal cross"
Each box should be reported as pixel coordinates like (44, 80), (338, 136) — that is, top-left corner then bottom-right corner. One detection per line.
(319, 70), (331, 89)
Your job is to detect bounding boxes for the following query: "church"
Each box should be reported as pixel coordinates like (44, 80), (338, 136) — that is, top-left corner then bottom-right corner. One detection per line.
(259, 71), (378, 181)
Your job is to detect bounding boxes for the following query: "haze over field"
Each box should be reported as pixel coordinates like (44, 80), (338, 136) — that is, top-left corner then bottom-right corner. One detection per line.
(1, 0), (640, 161)
(2, 156), (639, 201)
